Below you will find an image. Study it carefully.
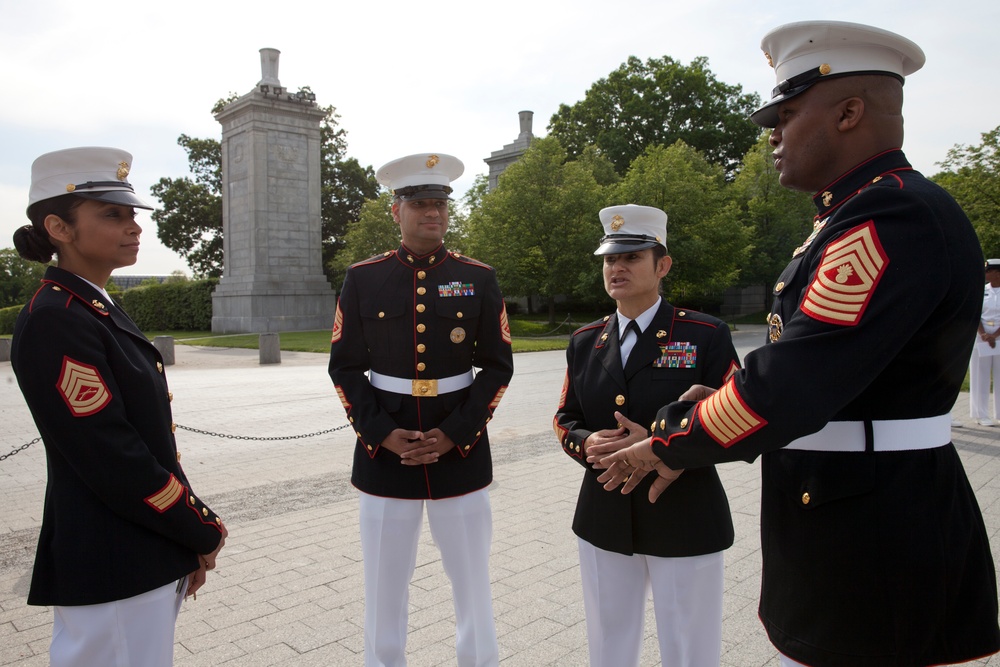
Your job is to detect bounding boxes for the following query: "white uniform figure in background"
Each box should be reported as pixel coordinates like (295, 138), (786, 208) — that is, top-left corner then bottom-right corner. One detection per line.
(970, 258), (1000, 426)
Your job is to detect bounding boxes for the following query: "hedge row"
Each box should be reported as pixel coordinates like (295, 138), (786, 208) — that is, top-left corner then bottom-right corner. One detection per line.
(0, 305), (19, 335)
(0, 279), (219, 335)
(118, 279), (218, 331)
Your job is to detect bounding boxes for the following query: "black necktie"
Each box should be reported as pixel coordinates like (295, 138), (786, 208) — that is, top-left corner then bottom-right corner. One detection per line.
(621, 319), (641, 343)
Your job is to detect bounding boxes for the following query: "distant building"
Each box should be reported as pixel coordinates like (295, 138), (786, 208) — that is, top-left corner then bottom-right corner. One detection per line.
(111, 275), (170, 290)
(484, 111), (534, 191)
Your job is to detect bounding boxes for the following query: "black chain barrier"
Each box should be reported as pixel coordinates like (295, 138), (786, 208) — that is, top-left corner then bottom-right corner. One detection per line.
(1, 424), (352, 464)
(175, 423), (352, 441)
(0, 438), (41, 461)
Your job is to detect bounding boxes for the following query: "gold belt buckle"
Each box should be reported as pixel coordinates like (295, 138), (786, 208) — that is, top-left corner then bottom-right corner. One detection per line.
(412, 379), (438, 397)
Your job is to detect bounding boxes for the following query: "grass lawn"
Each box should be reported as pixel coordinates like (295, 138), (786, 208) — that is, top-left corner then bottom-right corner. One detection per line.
(147, 319), (572, 355)
(143, 317), (974, 392)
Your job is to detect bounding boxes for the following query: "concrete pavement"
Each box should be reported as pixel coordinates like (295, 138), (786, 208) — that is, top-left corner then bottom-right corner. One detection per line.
(1, 324), (999, 666)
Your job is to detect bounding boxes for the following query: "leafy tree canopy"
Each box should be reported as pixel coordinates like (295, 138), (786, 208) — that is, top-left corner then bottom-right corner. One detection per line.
(609, 140), (751, 301)
(0, 248), (47, 308)
(463, 137), (608, 323)
(151, 134), (222, 278)
(932, 125), (1000, 258)
(549, 55), (761, 178)
(726, 134), (814, 291)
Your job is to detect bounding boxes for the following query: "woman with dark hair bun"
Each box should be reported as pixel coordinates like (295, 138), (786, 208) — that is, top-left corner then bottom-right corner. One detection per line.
(10, 147), (227, 667)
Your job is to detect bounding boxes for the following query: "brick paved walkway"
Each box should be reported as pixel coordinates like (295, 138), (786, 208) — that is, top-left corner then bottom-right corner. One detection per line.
(1, 326), (998, 665)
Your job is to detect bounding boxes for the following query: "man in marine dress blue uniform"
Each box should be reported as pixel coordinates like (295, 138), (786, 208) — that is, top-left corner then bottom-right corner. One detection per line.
(601, 20), (1000, 667)
(328, 153), (514, 667)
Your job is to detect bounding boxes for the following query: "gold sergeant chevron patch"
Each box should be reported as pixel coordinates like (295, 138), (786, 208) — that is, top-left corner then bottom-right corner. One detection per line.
(145, 474), (184, 512)
(723, 360), (739, 384)
(698, 379), (766, 447)
(801, 221), (888, 326)
(500, 304), (512, 344)
(489, 386), (507, 410)
(335, 385), (351, 411)
(330, 303), (344, 343)
(58, 357), (112, 417)
(552, 416), (568, 443)
(557, 371), (569, 409)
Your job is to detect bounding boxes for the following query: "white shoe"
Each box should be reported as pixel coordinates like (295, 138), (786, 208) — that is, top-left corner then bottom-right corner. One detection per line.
(952, 419), (964, 428)
(976, 418), (994, 427)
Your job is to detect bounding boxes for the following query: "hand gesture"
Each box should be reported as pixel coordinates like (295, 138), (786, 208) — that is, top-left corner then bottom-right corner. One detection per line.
(597, 439), (683, 503)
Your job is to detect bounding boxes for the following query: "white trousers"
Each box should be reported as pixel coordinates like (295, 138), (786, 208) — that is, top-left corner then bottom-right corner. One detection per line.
(578, 538), (724, 667)
(779, 654), (809, 667)
(970, 346), (1000, 419)
(359, 489), (497, 667)
(50, 578), (186, 667)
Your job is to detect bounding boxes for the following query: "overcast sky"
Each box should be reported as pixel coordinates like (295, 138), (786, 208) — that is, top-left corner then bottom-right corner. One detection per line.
(1, 0), (996, 275)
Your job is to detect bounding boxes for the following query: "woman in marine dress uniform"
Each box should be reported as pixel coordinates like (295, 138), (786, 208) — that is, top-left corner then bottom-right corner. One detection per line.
(554, 204), (739, 667)
(11, 147), (227, 667)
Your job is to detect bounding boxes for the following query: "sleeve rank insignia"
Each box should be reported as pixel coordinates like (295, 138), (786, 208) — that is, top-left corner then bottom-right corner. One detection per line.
(57, 356), (112, 417)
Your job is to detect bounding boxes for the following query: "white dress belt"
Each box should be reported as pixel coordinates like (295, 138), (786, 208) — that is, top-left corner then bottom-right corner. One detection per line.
(783, 414), (952, 452)
(369, 370), (474, 397)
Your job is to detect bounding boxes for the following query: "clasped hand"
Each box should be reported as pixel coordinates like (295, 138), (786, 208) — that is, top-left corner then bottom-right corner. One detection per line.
(381, 428), (456, 465)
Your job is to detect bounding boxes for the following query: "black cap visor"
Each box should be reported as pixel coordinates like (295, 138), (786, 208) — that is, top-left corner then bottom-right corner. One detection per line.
(394, 184), (453, 201)
(75, 188), (154, 210)
(594, 235), (661, 256)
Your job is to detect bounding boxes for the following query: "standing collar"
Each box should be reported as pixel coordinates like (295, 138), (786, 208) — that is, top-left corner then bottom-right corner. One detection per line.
(396, 243), (449, 269)
(616, 297), (662, 339)
(812, 149), (912, 218)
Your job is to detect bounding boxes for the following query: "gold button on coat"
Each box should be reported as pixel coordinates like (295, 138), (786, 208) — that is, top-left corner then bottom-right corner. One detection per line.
(680, 418), (688, 428)
(457, 312), (463, 318)
(615, 395), (625, 406)
(417, 287), (426, 295)
(417, 362), (426, 371)
(417, 270), (426, 279)
(417, 344), (426, 353)
(416, 304), (426, 313)
(416, 324), (426, 333)
(378, 311), (385, 319)
(801, 492), (811, 505)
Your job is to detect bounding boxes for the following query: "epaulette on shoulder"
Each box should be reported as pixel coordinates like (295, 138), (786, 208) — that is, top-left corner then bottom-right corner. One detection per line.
(573, 315), (612, 337)
(352, 251), (395, 268)
(674, 308), (721, 327)
(862, 169), (908, 192)
(449, 252), (492, 270)
(30, 281), (109, 316)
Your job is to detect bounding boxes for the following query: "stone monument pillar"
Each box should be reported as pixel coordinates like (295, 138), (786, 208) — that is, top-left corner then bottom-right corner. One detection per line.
(211, 48), (336, 333)
(484, 110), (534, 191)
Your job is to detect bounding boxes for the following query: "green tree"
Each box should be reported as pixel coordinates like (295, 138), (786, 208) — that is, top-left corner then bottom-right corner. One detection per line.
(463, 137), (608, 323)
(549, 55), (761, 178)
(0, 248), (47, 308)
(727, 134), (814, 293)
(933, 125), (1000, 258)
(610, 141), (750, 304)
(151, 94), (377, 279)
(151, 134), (222, 278)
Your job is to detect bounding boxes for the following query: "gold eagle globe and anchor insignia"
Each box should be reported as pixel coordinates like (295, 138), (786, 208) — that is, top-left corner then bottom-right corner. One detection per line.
(767, 312), (783, 342)
(117, 161), (130, 181)
(426, 155), (440, 168)
(610, 214), (625, 231)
